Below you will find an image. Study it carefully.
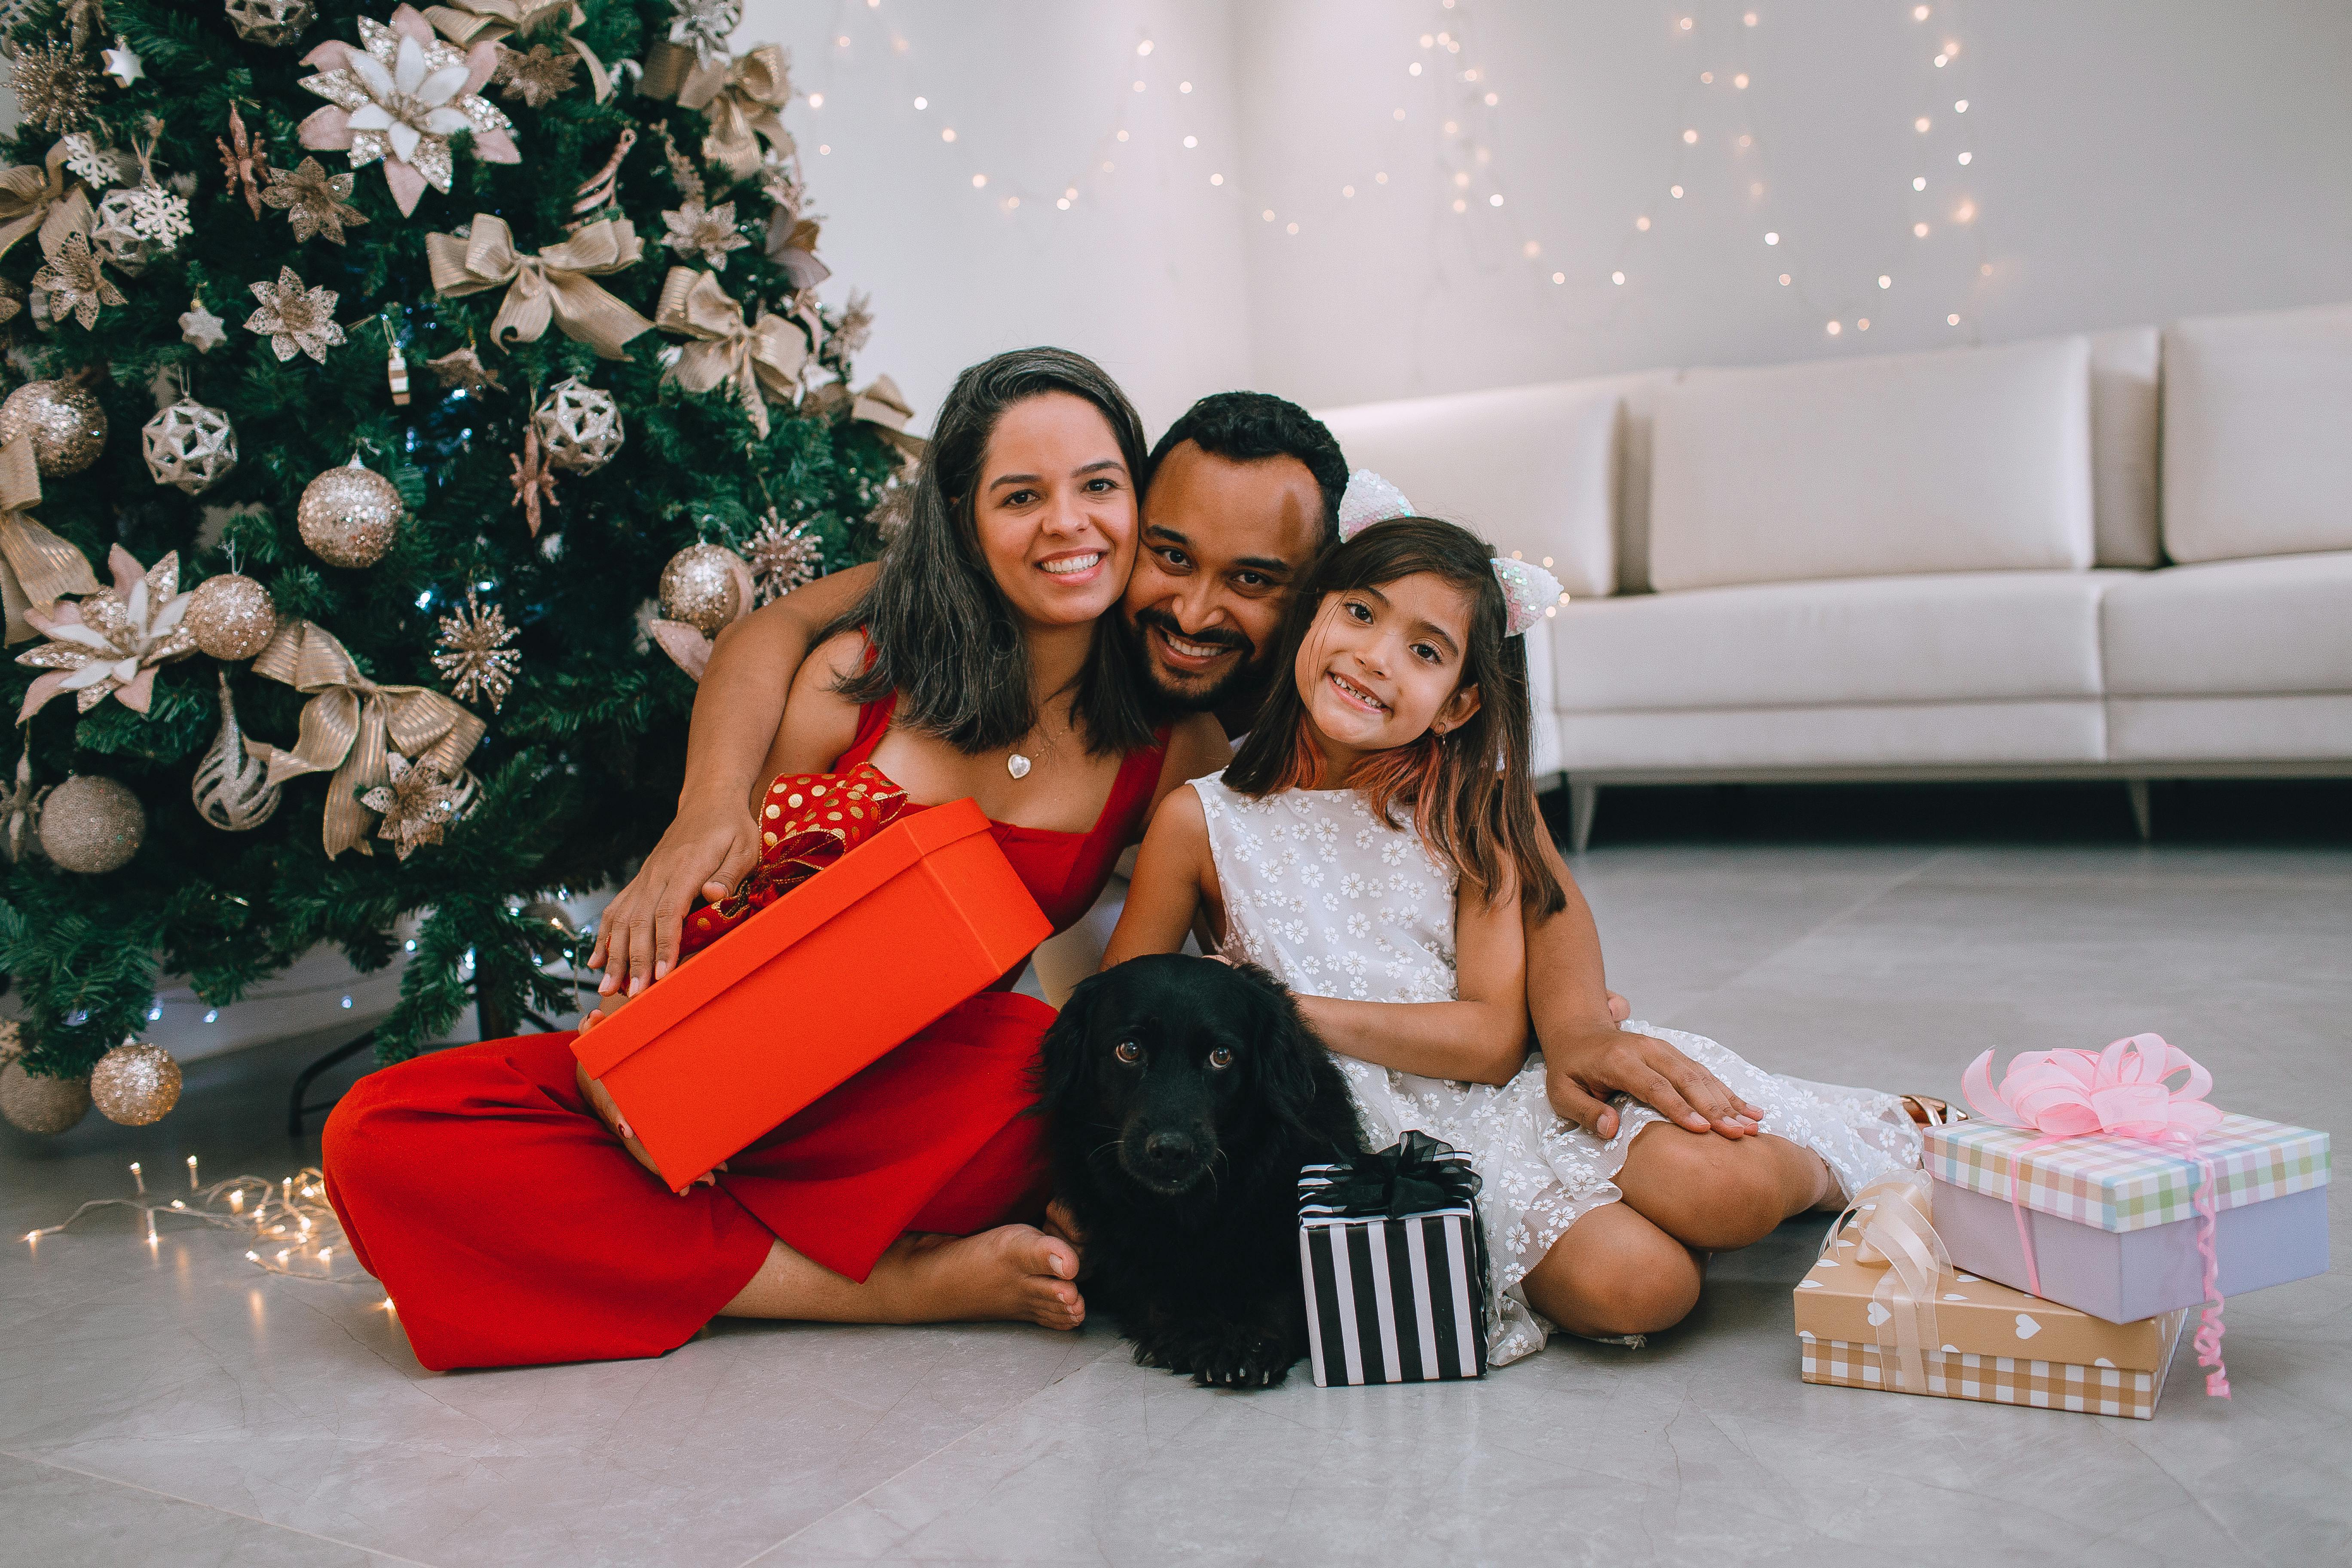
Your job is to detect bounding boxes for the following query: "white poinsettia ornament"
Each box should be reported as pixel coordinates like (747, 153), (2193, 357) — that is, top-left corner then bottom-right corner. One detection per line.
(297, 4), (518, 216)
(14, 546), (197, 722)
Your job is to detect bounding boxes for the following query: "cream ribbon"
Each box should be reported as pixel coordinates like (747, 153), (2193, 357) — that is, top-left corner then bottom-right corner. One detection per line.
(654, 267), (807, 438)
(0, 432), (99, 644)
(1821, 1170), (1950, 1396)
(0, 140), (74, 261)
(245, 619), (487, 859)
(420, 1), (617, 101)
(807, 375), (927, 459)
(644, 43), (793, 184)
(425, 213), (654, 358)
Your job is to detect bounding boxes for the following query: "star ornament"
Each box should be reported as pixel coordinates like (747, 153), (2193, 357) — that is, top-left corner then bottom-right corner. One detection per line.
(15, 547), (198, 723)
(180, 297), (228, 353)
(263, 156), (369, 244)
(297, 5), (519, 217)
(102, 36), (144, 87)
(246, 267), (346, 363)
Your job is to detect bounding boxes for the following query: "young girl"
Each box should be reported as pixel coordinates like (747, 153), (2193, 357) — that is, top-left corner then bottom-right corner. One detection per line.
(1103, 491), (1924, 1365)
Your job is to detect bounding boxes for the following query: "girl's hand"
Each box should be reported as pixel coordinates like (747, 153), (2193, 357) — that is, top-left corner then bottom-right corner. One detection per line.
(1607, 990), (1630, 1023)
(572, 1060), (724, 1193)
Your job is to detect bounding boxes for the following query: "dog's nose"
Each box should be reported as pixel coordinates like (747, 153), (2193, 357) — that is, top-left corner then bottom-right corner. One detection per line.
(1142, 1131), (1198, 1168)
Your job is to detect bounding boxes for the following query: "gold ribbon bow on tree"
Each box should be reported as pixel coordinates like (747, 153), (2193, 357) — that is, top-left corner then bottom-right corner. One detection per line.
(245, 619), (487, 859)
(644, 44), (793, 186)
(425, 212), (655, 358)
(808, 374), (927, 461)
(654, 266), (808, 438)
(420, 1), (619, 101)
(0, 432), (100, 644)
(0, 139), (75, 262)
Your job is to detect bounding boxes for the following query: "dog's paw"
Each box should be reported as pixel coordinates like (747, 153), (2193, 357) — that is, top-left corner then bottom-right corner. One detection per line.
(1166, 1325), (1297, 1390)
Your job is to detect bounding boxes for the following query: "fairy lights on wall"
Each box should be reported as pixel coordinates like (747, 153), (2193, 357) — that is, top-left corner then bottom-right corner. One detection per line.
(791, 0), (1990, 345)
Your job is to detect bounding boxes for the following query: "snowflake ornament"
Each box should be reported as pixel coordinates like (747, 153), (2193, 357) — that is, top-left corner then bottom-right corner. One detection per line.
(297, 5), (519, 217)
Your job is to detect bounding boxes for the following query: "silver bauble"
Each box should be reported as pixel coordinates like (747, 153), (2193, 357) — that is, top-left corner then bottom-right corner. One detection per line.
(0, 379), (108, 476)
(141, 399), (239, 495)
(658, 543), (749, 635)
(297, 459), (401, 569)
(184, 573), (277, 660)
(37, 775), (145, 873)
(89, 1040), (181, 1127)
(223, 0), (315, 46)
(192, 674), (281, 831)
(533, 377), (625, 475)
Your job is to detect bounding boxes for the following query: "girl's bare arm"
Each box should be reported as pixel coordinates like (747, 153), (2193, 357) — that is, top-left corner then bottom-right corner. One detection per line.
(1289, 874), (1531, 1085)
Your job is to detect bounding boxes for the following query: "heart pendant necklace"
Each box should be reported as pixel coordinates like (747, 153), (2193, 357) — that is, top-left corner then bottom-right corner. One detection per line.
(1006, 753), (1032, 780)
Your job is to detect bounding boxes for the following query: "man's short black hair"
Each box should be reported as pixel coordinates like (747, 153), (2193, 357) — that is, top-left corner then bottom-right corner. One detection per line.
(1144, 391), (1349, 543)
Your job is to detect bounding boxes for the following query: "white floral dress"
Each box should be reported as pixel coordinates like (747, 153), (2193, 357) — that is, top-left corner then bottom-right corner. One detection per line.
(1191, 773), (1922, 1366)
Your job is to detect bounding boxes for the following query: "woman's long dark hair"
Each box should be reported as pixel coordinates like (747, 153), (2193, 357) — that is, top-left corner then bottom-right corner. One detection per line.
(1226, 518), (1565, 916)
(830, 347), (1159, 756)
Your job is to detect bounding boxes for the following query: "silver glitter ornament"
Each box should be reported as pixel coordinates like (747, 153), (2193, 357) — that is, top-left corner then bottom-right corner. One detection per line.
(224, 0), (315, 46)
(531, 377), (624, 475)
(91, 189), (162, 275)
(297, 459), (401, 569)
(0, 380), (108, 476)
(0, 1026), (90, 1135)
(184, 573), (277, 660)
(90, 1039), (181, 1126)
(192, 673), (281, 831)
(37, 774), (146, 873)
(657, 543), (748, 636)
(141, 399), (239, 495)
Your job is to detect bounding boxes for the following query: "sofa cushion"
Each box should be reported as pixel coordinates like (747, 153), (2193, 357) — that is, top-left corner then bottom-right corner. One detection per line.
(2107, 697), (2352, 764)
(2103, 552), (2352, 697)
(1648, 336), (2094, 591)
(1557, 701), (2107, 772)
(2162, 302), (2352, 564)
(2089, 327), (2160, 569)
(1317, 380), (1621, 599)
(1553, 571), (2120, 714)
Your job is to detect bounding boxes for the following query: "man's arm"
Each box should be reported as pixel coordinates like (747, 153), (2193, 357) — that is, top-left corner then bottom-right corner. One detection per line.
(588, 561), (879, 996)
(1522, 832), (1766, 1139)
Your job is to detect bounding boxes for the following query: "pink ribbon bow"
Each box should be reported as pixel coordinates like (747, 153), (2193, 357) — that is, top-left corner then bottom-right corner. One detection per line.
(1961, 1034), (2231, 1397)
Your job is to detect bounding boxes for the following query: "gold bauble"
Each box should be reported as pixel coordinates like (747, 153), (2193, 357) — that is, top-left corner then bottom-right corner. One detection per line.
(0, 1057), (91, 1134)
(297, 459), (401, 569)
(141, 399), (239, 495)
(37, 775), (146, 874)
(658, 543), (749, 635)
(0, 379), (108, 476)
(90, 1040), (182, 1127)
(185, 573), (278, 660)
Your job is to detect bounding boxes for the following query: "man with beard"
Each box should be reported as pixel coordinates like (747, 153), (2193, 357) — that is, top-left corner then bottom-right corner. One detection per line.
(591, 392), (1761, 1143)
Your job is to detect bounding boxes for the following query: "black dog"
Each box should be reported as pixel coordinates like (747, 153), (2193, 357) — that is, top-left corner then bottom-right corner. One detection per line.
(1038, 954), (1365, 1388)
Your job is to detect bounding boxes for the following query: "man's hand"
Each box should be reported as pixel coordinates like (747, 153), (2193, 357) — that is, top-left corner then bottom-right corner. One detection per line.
(1541, 1019), (1766, 1141)
(588, 793), (761, 998)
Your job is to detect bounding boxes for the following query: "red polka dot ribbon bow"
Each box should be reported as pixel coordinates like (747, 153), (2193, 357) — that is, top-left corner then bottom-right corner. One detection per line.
(678, 764), (909, 958)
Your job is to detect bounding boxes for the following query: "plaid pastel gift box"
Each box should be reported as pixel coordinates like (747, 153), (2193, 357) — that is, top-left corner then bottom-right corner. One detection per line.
(1924, 1112), (2330, 1323)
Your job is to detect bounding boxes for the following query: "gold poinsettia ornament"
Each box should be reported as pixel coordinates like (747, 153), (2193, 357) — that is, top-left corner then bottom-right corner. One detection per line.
(262, 156), (368, 244)
(359, 752), (468, 859)
(297, 5), (520, 217)
(661, 199), (747, 269)
(246, 266), (346, 362)
(31, 196), (126, 331)
(15, 546), (198, 721)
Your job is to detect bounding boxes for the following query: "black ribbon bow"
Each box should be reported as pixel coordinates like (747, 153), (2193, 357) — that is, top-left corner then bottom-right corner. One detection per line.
(1316, 1131), (1483, 1221)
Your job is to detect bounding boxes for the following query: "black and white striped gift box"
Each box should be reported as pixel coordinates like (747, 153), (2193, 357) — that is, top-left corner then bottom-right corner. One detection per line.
(1298, 1155), (1489, 1385)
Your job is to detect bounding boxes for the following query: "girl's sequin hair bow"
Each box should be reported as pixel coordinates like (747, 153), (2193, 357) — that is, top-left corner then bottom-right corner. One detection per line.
(1337, 469), (1567, 636)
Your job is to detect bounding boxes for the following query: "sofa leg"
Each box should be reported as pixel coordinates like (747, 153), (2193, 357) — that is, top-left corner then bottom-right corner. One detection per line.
(1568, 781), (1599, 854)
(2126, 778), (2153, 842)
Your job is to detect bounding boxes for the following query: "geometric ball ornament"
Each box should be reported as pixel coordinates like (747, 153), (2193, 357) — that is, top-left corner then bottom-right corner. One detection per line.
(141, 399), (239, 495)
(532, 376), (624, 475)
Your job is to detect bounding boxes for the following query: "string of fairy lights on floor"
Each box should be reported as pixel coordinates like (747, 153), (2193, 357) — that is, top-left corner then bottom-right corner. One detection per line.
(793, 0), (1989, 344)
(23, 1157), (398, 1311)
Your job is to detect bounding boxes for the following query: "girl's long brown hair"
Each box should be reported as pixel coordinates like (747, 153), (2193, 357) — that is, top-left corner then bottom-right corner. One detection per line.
(1226, 518), (1565, 916)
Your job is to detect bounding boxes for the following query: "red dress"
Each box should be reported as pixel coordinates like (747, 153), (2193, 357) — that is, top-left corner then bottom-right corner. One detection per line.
(323, 694), (1167, 1371)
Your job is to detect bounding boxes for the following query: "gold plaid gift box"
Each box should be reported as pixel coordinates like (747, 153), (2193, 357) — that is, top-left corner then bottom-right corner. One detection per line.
(1795, 1213), (2188, 1420)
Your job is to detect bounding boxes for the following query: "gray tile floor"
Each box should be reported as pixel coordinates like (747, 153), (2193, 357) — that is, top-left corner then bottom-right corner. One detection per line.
(4, 815), (2347, 1567)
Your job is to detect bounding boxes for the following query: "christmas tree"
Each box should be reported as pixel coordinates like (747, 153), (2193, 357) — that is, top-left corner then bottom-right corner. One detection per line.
(0, 0), (910, 1121)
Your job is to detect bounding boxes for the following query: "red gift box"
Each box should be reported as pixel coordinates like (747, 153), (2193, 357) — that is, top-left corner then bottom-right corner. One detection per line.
(572, 798), (1051, 1190)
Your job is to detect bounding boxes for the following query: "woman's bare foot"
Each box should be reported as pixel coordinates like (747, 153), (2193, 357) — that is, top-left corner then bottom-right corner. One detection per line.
(876, 1225), (1084, 1330)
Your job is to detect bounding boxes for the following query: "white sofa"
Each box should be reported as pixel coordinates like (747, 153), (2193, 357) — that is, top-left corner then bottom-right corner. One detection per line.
(1318, 301), (2352, 850)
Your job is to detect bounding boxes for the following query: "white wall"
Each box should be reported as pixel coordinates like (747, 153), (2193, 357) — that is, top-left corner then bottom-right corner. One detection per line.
(750, 0), (1256, 435)
(750, 0), (2352, 426)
